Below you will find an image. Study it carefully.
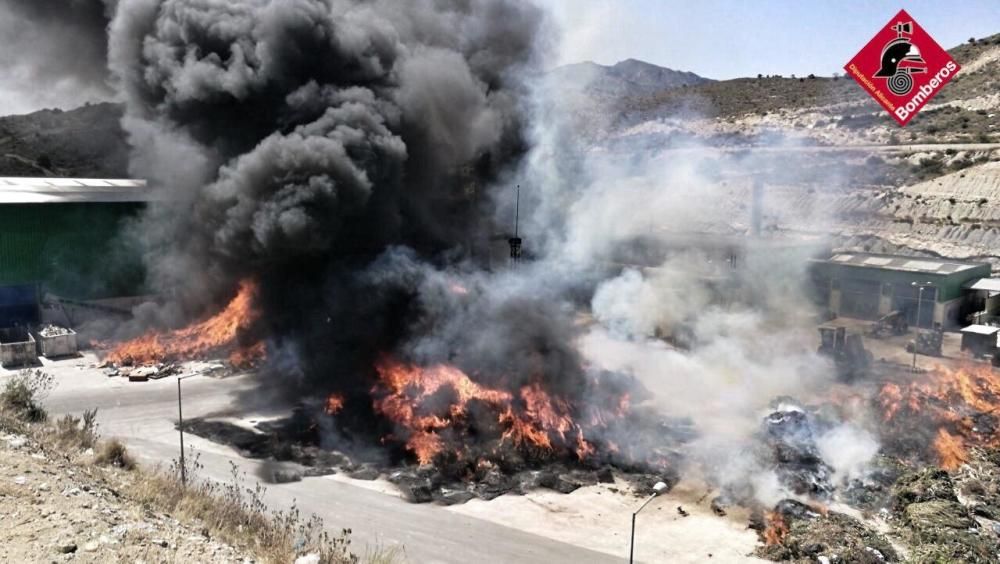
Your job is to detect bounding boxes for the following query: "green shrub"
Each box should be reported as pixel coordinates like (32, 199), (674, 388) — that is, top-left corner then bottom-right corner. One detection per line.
(1, 370), (54, 422)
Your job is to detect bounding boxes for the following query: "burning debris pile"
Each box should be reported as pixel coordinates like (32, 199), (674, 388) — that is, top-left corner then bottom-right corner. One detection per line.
(91, 0), (639, 487)
(104, 280), (265, 369)
(761, 403), (835, 499)
(369, 358), (630, 467)
(744, 372), (1000, 563)
(181, 380), (686, 505)
(753, 499), (899, 562)
(879, 364), (1000, 469)
(358, 357), (683, 501)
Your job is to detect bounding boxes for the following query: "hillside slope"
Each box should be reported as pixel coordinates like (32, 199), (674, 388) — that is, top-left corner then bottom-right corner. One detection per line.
(549, 59), (710, 100)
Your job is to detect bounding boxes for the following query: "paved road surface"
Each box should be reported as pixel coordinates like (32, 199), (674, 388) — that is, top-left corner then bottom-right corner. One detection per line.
(33, 364), (624, 564)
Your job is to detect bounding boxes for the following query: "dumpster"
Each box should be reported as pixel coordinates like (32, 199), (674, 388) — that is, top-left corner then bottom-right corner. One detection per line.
(35, 325), (78, 358)
(0, 328), (37, 367)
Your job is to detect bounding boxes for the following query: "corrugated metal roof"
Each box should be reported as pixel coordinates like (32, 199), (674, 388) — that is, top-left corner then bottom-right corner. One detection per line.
(0, 178), (154, 203)
(961, 324), (1000, 335)
(825, 252), (986, 275)
(965, 278), (1000, 292)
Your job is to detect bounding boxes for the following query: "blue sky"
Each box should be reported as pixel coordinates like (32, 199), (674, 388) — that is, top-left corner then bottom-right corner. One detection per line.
(542, 1), (1000, 78)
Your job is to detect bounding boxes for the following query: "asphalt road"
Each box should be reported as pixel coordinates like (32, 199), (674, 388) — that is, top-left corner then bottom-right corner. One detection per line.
(35, 363), (625, 564)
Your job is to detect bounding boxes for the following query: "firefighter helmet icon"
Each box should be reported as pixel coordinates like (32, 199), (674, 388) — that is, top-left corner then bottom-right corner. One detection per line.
(874, 21), (927, 95)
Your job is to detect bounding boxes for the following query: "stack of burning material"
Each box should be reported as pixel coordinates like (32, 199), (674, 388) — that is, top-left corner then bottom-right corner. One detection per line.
(752, 498), (899, 562)
(352, 358), (683, 501)
(177, 359), (688, 504)
(102, 280), (265, 371)
(878, 364), (1000, 469)
(761, 400), (835, 499)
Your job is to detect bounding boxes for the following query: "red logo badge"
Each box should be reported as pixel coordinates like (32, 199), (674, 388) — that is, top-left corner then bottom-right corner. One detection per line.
(845, 9), (960, 126)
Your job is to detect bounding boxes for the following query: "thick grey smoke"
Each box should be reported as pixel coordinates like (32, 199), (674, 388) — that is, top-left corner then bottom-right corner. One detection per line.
(107, 0), (567, 401)
(90, 0), (878, 504)
(505, 58), (884, 504)
(0, 0), (115, 113)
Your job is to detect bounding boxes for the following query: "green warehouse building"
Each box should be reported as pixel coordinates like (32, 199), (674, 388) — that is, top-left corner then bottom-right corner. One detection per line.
(812, 252), (993, 329)
(0, 177), (151, 326)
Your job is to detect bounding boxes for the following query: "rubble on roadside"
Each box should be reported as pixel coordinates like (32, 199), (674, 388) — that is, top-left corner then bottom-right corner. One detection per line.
(97, 359), (231, 382)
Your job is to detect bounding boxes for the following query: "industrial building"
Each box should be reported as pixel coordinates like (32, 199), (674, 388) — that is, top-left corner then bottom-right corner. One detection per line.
(0, 177), (152, 326)
(812, 252), (992, 329)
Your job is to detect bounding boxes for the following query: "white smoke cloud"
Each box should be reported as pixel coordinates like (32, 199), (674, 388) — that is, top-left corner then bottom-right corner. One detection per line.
(503, 19), (873, 504)
(816, 424), (880, 485)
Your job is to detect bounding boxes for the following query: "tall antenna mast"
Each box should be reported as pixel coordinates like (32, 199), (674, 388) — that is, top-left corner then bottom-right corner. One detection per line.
(508, 184), (522, 265)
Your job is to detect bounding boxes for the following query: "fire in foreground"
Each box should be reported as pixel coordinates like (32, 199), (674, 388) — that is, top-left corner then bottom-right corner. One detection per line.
(106, 280), (265, 368)
(368, 358), (636, 468)
(879, 364), (1000, 469)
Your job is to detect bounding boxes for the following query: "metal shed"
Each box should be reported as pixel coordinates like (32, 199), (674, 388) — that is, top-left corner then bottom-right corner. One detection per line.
(0, 178), (153, 302)
(960, 324), (1000, 358)
(811, 252), (992, 329)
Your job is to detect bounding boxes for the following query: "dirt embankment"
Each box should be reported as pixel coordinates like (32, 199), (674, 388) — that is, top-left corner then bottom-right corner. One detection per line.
(0, 431), (250, 563)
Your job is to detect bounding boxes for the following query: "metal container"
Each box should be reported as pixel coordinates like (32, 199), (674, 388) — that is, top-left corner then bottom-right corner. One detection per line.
(0, 328), (37, 367)
(35, 327), (78, 358)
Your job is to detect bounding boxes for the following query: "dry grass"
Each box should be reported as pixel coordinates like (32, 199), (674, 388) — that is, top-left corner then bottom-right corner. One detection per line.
(94, 437), (136, 470)
(50, 408), (99, 451)
(129, 455), (357, 563)
(364, 544), (407, 564)
(0, 369), (383, 564)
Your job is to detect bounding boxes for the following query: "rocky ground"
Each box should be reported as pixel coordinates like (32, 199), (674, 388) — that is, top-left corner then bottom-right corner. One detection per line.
(0, 369), (360, 564)
(0, 430), (252, 563)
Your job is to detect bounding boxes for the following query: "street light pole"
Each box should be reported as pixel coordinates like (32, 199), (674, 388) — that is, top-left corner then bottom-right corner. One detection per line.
(629, 481), (667, 564)
(177, 377), (186, 486)
(176, 374), (197, 487)
(911, 281), (933, 371)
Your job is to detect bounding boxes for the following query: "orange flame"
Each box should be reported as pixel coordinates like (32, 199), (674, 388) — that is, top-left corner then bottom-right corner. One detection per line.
(325, 393), (345, 415)
(107, 280), (265, 368)
(371, 358), (620, 465)
(373, 359), (512, 465)
(934, 429), (968, 469)
(879, 364), (1000, 469)
(763, 511), (789, 546)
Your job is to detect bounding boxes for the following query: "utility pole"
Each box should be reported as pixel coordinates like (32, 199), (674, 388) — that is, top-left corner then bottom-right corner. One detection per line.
(508, 185), (522, 265)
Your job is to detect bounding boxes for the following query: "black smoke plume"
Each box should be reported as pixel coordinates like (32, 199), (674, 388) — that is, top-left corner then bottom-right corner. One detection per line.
(108, 0), (583, 409)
